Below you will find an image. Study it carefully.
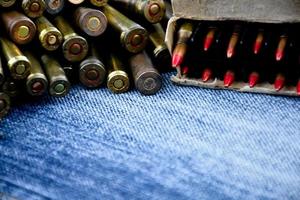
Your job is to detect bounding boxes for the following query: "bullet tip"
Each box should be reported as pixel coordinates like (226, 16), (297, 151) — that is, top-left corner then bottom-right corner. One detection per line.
(204, 37), (213, 52)
(172, 54), (184, 68)
(297, 81), (300, 95)
(274, 77), (285, 91)
(249, 72), (259, 88)
(276, 51), (284, 61)
(227, 48), (234, 58)
(224, 71), (235, 87)
(202, 68), (212, 82)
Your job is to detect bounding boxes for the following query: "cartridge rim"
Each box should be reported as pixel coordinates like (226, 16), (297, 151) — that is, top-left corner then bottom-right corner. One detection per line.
(2, 80), (19, 98)
(22, 0), (46, 18)
(26, 74), (48, 96)
(40, 27), (63, 51)
(10, 20), (36, 44)
(107, 70), (129, 93)
(63, 36), (89, 62)
(143, 0), (166, 24)
(136, 71), (162, 95)
(79, 61), (106, 88)
(0, 93), (10, 118)
(8, 56), (31, 80)
(0, 0), (16, 7)
(68, 0), (84, 4)
(50, 79), (70, 97)
(77, 9), (107, 37)
(45, 0), (64, 14)
(122, 27), (148, 53)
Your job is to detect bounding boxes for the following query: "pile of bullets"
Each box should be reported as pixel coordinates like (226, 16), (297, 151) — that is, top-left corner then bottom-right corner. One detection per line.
(0, 0), (173, 119)
(172, 21), (300, 96)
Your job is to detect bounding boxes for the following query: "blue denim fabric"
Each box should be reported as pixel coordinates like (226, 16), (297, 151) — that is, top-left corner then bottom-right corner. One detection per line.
(0, 72), (299, 200)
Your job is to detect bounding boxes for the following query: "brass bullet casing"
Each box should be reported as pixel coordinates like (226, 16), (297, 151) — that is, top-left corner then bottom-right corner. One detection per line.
(22, 0), (46, 18)
(148, 23), (170, 67)
(0, 92), (10, 119)
(45, 0), (64, 15)
(79, 45), (106, 88)
(129, 51), (162, 95)
(36, 16), (63, 51)
(0, 57), (4, 86)
(103, 5), (148, 53)
(54, 16), (89, 62)
(41, 55), (70, 97)
(24, 52), (48, 96)
(0, 38), (31, 80)
(68, 0), (84, 4)
(0, 0), (16, 7)
(89, 0), (108, 7)
(107, 53), (130, 93)
(74, 7), (107, 37)
(110, 0), (166, 24)
(1, 11), (37, 45)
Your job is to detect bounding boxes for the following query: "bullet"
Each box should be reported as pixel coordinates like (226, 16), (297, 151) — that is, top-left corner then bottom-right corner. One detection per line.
(129, 51), (162, 95)
(54, 16), (89, 62)
(89, 0), (108, 7)
(79, 45), (107, 88)
(74, 7), (107, 37)
(274, 73), (285, 91)
(226, 25), (241, 59)
(0, 38), (31, 80)
(0, 0), (16, 7)
(36, 16), (63, 51)
(223, 70), (235, 87)
(172, 22), (193, 68)
(45, 0), (65, 15)
(148, 23), (171, 70)
(68, 0), (84, 4)
(24, 51), (48, 96)
(107, 53), (130, 93)
(248, 72), (259, 88)
(182, 66), (189, 78)
(253, 29), (264, 55)
(275, 34), (288, 62)
(1, 11), (36, 45)
(22, 0), (46, 18)
(103, 5), (148, 53)
(41, 55), (70, 97)
(0, 92), (10, 119)
(0, 57), (4, 86)
(202, 68), (213, 82)
(110, 0), (166, 24)
(204, 27), (217, 52)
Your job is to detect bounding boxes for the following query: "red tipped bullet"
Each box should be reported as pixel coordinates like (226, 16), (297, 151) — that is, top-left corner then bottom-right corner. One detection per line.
(275, 35), (288, 61)
(204, 28), (216, 51)
(274, 74), (285, 91)
(227, 27), (240, 58)
(297, 80), (300, 95)
(172, 22), (194, 68)
(253, 31), (264, 55)
(202, 68), (212, 82)
(249, 72), (259, 88)
(224, 71), (235, 87)
(182, 66), (189, 77)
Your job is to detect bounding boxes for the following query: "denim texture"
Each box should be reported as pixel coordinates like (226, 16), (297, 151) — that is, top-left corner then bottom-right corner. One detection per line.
(0, 72), (299, 200)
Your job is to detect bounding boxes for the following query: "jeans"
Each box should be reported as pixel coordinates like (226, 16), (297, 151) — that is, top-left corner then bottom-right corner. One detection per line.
(0, 73), (299, 200)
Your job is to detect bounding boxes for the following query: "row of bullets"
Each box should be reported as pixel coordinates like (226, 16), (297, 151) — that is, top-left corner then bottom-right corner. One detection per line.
(172, 21), (300, 95)
(0, 0), (173, 119)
